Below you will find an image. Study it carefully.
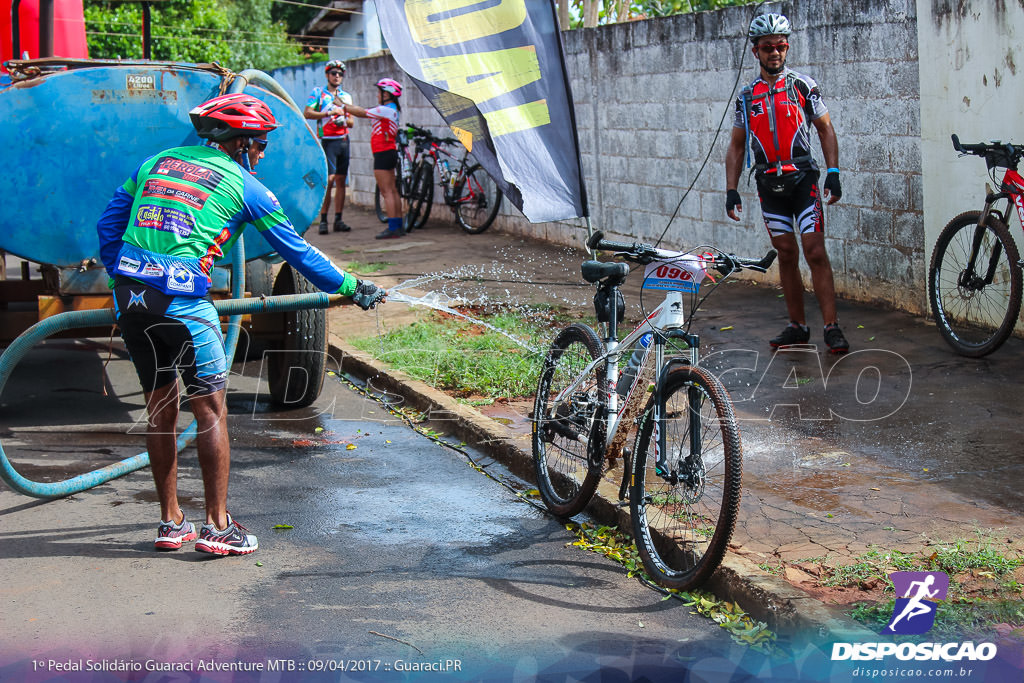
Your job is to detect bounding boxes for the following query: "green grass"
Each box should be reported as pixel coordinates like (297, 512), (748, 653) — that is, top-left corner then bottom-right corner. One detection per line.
(351, 308), (563, 398)
(344, 260), (394, 274)
(803, 534), (1024, 638)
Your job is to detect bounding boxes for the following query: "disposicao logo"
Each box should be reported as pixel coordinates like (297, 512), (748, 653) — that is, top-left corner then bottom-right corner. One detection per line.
(831, 571), (998, 663)
(884, 571), (948, 635)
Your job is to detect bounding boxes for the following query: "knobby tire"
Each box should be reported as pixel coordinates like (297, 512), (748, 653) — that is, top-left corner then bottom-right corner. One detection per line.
(455, 164), (502, 234)
(630, 365), (741, 591)
(405, 160), (435, 231)
(532, 323), (605, 518)
(929, 211), (1022, 357)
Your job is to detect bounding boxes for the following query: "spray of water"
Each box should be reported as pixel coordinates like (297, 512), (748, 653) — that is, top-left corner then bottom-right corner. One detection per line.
(386, 288), (539, 353)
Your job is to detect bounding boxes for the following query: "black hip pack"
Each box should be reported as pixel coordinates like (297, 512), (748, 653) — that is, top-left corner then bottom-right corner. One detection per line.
(756, 170), (807, 197)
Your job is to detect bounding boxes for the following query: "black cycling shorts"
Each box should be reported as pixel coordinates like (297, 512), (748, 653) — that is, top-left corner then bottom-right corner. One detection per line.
(373, 149), (398, 171)
(322, 137), (350, 177)
(756, 170), (824, 235)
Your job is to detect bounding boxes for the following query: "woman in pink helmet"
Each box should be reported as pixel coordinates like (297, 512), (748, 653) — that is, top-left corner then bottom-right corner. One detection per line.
(342, 79), (405, 239)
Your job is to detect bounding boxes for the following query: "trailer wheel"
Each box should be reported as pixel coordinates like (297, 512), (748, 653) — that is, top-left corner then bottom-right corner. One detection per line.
(245, 259), (276, 297)
(267, 264), (327, 408)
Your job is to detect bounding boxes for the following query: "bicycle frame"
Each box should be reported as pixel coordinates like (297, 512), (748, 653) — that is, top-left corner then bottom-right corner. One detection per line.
(968, 167), (1024, 283)
(547, 254), (706, 468)
(983, 167), (1024, 228)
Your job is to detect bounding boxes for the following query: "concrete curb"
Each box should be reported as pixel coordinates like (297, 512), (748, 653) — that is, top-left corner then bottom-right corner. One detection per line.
(329, 337), (876, 640)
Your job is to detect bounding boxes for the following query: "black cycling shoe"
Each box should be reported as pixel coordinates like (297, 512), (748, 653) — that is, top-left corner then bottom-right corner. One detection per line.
(824, 324), (850, 354)
(333, 217), (351, 232)
(318, 216), (328, 235)
(769, 323), (810, 348)
(375, 228), (403, 240)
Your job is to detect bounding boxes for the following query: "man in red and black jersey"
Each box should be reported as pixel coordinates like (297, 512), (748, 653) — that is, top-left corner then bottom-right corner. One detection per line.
(725, 13), (849, 353)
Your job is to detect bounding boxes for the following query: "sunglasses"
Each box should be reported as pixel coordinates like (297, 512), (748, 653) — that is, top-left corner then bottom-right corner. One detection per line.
(328, 71), (344, 76)
(757, 43), (789, 54)
(252, 138), (268, 151)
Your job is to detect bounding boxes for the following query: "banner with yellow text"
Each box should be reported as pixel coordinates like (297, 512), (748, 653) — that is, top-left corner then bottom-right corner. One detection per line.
(374, 0), (588, 222)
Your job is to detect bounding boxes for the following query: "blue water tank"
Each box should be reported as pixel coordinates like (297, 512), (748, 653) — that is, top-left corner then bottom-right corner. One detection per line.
(0, 63), (326, 268)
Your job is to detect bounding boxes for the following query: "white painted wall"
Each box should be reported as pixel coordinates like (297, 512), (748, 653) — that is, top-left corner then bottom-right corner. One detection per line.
(917, 0), (1024, 270)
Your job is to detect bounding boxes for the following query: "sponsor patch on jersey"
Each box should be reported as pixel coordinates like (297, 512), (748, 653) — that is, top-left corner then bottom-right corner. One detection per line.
(134, 205), (195, 238)
(152, 156), (224, 191)
(141, 178), (210, 209)
(141, 263), (164, 278)
(117, 256), (141, 273)
(265, 190), (280, 208)
(167, 265), (196, 293)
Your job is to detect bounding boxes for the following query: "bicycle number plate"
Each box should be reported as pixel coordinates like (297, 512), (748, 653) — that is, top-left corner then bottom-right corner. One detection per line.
(642, 255), (708, 293)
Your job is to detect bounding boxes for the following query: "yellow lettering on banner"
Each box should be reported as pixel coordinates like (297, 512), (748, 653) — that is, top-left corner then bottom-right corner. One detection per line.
(406, 0), (526, 48)
(450, 125), (474, 151)
(420, 47), (541, 104)
(484, 100), (550, 136)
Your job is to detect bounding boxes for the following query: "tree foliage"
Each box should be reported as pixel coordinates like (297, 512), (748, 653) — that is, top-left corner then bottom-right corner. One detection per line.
(83, 0), (321, 71)
(566, 0), (757, 28)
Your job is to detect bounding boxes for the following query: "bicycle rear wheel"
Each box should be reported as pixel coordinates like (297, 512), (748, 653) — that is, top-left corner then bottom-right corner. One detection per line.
(405, 160), (435, 231)
(929, 211), (1022, 357)
(630, 364), (741, 591)
(532, 323), (605, 518)
(455, 164), (502, 234)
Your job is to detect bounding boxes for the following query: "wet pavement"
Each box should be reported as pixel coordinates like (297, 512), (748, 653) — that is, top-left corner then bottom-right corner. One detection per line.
(315, 204), (1024, 591)
(0, 337), (742, 679)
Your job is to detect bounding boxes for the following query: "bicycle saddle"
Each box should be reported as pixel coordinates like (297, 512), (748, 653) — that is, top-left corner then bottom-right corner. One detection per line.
(581, 260), (630, 285)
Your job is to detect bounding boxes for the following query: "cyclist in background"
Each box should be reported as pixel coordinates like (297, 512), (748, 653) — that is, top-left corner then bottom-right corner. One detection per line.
(96, 94), (387, 556)
(725, 13), (849, 354)
(341, 78), (404, 240)
(304, 59), (355, 235)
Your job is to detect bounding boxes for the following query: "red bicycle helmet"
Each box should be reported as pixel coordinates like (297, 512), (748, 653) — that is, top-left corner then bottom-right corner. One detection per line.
(324, 59), (346, 74)
(189, 93), (279, 143)
(376, 78), (402, 98)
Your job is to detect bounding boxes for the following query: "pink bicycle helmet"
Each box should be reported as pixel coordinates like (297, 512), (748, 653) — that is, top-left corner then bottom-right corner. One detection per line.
(376, 78), (402, 98)
(189, 93), (278, 143)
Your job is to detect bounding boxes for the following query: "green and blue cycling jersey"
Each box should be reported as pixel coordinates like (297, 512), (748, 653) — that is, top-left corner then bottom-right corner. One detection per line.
(96, 144), (357, 297)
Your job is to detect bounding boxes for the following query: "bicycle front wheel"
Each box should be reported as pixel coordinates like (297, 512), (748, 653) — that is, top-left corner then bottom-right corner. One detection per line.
(929, 211), (1022, 357)
(532, 323), (605, 518)
(630, 365), (741, 591)
(405, 160), (435, 231)
(455, 164), (502, 234)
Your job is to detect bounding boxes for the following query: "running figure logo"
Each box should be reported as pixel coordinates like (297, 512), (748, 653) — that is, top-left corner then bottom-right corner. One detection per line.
(884, 571), (949, 635)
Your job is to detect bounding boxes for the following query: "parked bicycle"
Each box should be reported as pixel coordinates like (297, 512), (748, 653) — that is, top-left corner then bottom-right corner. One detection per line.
(532, 231), (776, 590)
(374, 123), (431, 223)
(405, 131), (503, 234)
(929, 134), (1024, 357)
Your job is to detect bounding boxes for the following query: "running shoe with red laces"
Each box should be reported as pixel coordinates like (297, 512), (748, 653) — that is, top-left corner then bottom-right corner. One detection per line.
(154, 515), (197, 551)
(195, 514), (258, 556)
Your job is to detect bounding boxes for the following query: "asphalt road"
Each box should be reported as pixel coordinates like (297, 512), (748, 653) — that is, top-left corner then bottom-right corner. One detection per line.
(0, 340), (748, 681)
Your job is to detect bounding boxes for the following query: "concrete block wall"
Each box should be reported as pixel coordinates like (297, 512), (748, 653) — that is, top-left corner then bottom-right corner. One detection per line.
(553, 0), (924, 313)
(273, 0), (927, 313)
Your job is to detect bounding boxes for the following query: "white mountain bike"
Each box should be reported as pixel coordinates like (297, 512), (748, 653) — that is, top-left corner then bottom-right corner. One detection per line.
(532, 231), (775, 590)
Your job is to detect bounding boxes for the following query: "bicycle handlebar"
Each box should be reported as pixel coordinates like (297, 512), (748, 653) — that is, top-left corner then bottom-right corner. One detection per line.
(403, 124), (461, 148)
(586, 231), (777, 275)
(951, 133), (1024, 169)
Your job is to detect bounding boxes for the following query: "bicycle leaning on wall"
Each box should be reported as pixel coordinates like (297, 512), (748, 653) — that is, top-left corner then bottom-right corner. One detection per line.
(374, 124), (431, 223)
(929, 134), (1024, 357)
(532, 231), (776, 590)
(404, 131), (503, 234)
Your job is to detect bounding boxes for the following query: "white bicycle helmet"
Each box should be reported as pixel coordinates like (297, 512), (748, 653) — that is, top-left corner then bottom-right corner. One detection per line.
(748, 13), (791, 41)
